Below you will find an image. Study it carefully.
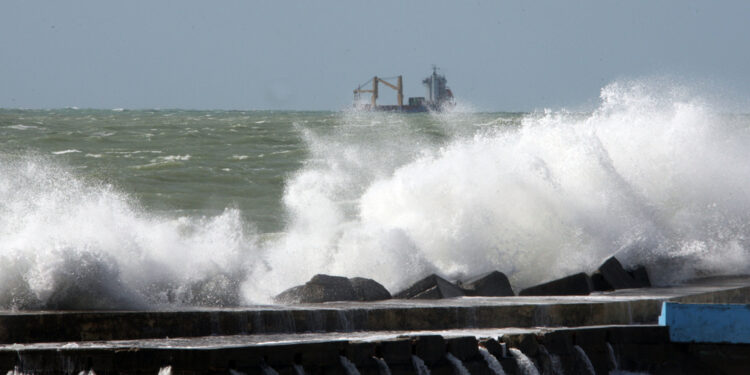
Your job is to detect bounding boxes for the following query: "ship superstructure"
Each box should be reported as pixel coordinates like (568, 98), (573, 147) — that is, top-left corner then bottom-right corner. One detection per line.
(353, 66), (454, 112)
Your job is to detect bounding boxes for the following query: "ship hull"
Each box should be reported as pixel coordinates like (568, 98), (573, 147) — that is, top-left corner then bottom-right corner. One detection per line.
(354, 103), (452, 113)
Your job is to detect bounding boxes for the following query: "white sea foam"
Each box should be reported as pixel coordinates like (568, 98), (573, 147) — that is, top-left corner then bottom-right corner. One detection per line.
(0, 156), (255, 309)
(157, 155), (191, 162)
(52, 149), (81, 155)
(8, 124), (37, 130)
(243, 80), (750, 301)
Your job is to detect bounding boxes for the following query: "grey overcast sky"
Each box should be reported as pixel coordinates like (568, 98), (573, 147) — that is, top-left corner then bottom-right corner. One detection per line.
(2, 1), (749, 111)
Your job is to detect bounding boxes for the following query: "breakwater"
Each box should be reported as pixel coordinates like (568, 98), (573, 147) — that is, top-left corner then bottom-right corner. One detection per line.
(3, 276), (750, 374)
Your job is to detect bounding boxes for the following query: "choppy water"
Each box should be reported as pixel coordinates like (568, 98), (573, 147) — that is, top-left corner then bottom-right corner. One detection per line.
(2, 80), (750, 308)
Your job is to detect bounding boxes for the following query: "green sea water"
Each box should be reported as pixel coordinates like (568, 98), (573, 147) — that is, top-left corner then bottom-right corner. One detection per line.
(0, 108), (517, 234)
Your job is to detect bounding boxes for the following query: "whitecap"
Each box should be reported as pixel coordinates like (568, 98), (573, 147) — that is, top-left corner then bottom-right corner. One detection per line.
(52, 149), (81, 155)
(152, 155), (191, 162)
(7, 124), (37, 130)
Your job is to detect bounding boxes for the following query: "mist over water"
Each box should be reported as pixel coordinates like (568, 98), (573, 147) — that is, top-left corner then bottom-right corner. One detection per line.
(1, 80), (750, 308)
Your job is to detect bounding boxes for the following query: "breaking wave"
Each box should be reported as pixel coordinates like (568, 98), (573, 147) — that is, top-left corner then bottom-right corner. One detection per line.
(0, 156), (256, 309)
(1, 79), (750, 308)
(244, 80), (750, 301)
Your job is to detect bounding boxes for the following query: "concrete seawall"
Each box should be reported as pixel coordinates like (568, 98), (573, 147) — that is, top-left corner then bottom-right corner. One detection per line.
(4, 278), (750, 344)
(2, 276), (750, 374)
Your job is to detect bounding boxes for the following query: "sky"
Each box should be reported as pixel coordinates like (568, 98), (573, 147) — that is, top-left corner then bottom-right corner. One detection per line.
(2, 1), (749, 111)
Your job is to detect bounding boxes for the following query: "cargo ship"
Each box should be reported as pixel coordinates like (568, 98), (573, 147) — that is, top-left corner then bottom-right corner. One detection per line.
(353, 66), (454, 112)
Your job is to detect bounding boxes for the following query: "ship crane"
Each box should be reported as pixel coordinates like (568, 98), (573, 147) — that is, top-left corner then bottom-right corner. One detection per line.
(352, 67), (453, 112)
(353, 76), (404, 108)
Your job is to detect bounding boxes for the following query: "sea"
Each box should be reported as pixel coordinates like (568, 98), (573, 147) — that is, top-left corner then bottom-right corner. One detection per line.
(2, 80), (750, 308)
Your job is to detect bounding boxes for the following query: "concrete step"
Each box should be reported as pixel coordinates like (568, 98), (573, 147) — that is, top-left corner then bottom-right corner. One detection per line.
(4, 325), (750, 375)
(0, 330), (505, 375)
(499, 324), (750, 375)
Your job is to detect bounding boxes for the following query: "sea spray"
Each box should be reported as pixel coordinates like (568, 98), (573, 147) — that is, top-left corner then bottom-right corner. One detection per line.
(293, 364), (306, 375)
(478, 347), (506, 375)
(0, 155), (255, 309)
(509, 348), (540, 375)
(445, 353), (470, 375)
(245, 80), (750, 301)
(157, 367), (171, 375)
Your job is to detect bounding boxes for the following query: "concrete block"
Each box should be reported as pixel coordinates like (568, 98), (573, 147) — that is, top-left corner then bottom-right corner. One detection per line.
(570, 327), (607, 350)
(377, 338), (412, 365)
(394, 274), (465, 299)
(501, 333), (539, 357)
(429, 361), (454, 375)
(349, 277), (391, 301)
(464, 360), (493, 375)
(519, 273), (592, 296)
(597, 257), (639, 289)
(445, 336), (478, 360)
(479, 338), (505, 359)
(498, 356), (519, 375)
(541, 330), (573, 355)
(458, 271), (514, 297)
(627, 265), (651, 288)
(684, 342), (750, 374)
(414, 335), (446, 364)
(606, 325), (669, 344)
(345, 341), (377, 366)
(591, 272), (614, 291)
(297, 341), (346, 367)
(389, 363), (419, 375)
(536, 345), (563, 375)
(275, 274), (357, 303)
(319, 364), (347, 375)
(659, 302), (750, 343)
